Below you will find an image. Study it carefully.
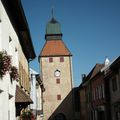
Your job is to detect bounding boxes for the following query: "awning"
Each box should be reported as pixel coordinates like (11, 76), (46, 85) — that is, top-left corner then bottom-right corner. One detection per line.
(15, 85), (33, 104)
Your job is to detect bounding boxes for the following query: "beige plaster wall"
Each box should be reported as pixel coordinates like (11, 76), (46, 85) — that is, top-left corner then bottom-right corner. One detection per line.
(40, 56), (73, 120)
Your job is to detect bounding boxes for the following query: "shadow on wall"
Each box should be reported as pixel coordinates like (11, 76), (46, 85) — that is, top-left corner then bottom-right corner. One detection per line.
(48, 88), (80, 120)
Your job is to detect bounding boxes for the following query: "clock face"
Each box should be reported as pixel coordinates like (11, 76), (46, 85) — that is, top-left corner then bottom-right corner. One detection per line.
(55, 70), (61, 77)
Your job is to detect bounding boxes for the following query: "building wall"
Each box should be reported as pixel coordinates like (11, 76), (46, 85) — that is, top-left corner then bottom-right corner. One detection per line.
(18, 44), (29, 92)
(40, 56), (73, 120)
(0, 1), (19, 119)
(91, 75), (105, 106)
(79, 87), (86, 120)
(30, 69), (38, 117)
(85, 82), (93, 120)
(110, 67), (120, 120)
(91, 75), (108, 120)
(36, 83), (43, 120)
(30, 68), (43, 120)
(110, 69), (120, 103)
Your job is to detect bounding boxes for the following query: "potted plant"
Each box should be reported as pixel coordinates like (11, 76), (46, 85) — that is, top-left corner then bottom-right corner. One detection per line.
(0, 51), (11, 78)
(21, 110), (35, 120)
(10, 66), (19, 81)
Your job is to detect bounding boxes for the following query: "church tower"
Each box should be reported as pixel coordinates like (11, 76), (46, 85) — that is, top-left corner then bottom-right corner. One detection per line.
(39, 17), (74, 120)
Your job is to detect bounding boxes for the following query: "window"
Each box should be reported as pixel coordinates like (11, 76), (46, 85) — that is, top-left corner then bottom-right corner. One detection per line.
(9, 36), (12, 42)
(49, 57), (53, 63)
(56, 78), (60, 84)
(60, 57), (64, 62)
(0, 20), (2, 49)
(92, 88), (95, 101)
(9, 36), (12, 56)
(98, 86), (101, 100)
(99, 85), (102, 99)
(101, 84), (105, 99)
(93, 89), (95, 101)
(95, 87), (98, 100)
(57, 95), (61, 100)
(112, 76), (117, 92)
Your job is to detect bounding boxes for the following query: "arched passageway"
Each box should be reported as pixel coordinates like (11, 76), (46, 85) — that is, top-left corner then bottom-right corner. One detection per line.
(55, 113), (66, 120)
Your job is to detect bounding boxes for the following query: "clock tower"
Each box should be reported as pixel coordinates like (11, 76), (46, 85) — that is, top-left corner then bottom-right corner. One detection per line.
(39, 17), (74, 120)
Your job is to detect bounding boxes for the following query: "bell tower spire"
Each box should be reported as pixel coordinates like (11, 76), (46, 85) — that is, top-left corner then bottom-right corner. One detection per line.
(45, 10), (63, 40)
(51, 7), (54, 18)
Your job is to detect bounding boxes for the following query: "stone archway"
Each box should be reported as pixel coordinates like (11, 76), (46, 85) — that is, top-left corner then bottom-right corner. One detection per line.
(55, 113), (66, 120)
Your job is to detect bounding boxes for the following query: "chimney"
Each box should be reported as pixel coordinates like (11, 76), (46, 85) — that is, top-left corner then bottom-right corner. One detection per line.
(81, 74), (86, 82)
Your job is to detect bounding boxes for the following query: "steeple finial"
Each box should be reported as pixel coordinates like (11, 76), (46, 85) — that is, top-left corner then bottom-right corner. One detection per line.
(51, 7), (54, 18)
(104, 56), (110, 66)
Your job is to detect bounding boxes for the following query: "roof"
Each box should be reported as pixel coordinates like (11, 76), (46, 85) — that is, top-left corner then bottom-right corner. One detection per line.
(101, 56), (119, 72)
(79, 64), (104, 88)
(46, 17), (62, 35)
(90, 64), (104, 79)
(85, 63), (104, 81)
(30, 68), (39, 75)
(40, 40), (72, 57)
(15, 85), (33, 103)
(110, 56), (120, 69)
(1, 0), (36, 60)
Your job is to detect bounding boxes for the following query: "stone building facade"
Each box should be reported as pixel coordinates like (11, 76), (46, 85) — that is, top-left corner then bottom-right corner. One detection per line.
(39, 17), (74, 120)
(79, 56), (120, 120)
(102, 56), (120, 120)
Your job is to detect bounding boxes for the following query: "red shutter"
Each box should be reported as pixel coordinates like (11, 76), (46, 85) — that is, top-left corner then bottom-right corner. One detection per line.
(60, 57), (64, 62)
(49, 57), (53, 62)
(57, 95), (61, 100)
(56, 79), (60, 84)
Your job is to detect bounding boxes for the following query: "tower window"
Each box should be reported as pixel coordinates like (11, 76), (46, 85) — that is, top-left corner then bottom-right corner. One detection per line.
(60, 57), (64, 62)
(56, 78), (60, 84)
(57, 95), (61, 100)
(49, 57), (53, 63)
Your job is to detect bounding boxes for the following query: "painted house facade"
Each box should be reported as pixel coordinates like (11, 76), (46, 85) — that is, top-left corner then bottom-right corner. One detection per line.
(0, 0), (36, 120)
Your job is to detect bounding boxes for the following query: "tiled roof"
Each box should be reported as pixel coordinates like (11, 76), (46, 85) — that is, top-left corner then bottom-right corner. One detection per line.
(15, 85), (33, 103)
(1, 0), (36, 59)
(90, 64), (104, 79)
(110, 56), (120, 68)
(101, 56), (120, 72)
(86, 63), (104, 80)
(40, 40), (72, 57)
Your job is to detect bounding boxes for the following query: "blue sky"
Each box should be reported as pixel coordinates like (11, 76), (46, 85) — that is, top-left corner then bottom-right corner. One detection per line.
(21, 0), (120, 87)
